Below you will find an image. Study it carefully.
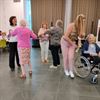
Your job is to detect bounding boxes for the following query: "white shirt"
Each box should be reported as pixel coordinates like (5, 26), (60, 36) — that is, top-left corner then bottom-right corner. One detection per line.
(8, 26), (17, 42)
(88, 44), (96, 53)
(84, 44), (97, 56)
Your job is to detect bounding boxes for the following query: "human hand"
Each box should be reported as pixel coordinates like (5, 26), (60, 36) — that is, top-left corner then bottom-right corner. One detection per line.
(89, 53), (93, 56)
(8, 29), (13, 37)
(72, 42), (77, 48)
(39, 34), (44, 37)
(45, 34), (49, 37)
(9, 29), (13, 34)
(89, 53), (97, 56)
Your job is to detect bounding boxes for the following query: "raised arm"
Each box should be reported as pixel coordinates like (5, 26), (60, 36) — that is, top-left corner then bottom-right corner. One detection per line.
(30, 30), (37, 40)
(10, 28), (18, 36)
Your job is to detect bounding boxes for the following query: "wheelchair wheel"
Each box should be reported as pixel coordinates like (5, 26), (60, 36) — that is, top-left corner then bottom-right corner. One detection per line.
(90, 75), (98, 84)
(74, 56), (91, 78)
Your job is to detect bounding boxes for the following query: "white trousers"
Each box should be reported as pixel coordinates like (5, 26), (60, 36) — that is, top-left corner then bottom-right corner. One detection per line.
(40, 40), (49, 61)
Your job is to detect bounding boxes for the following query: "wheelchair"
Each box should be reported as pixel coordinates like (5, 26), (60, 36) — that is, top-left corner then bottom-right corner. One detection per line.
(74, 47), (100, 84)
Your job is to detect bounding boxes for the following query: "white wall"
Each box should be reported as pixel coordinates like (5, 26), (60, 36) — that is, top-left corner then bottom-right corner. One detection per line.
(96, 20), (100, 47)
(0, 0), (72, 33)
(0, 0), (3, 31)
(0, 0), (25, 33)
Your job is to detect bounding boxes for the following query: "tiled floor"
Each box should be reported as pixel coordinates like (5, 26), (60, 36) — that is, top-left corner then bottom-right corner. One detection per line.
(0, 48), (100, 100)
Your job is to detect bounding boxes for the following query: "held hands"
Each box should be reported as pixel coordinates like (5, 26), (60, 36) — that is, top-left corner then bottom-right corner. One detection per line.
(38, 34), (44, 38)
(41, 34), (49, 37)
(9, 29), (13, 34)
(8, 29), (13, 38)
(8, 29), (13, 36)
(45, 34), (49, 37)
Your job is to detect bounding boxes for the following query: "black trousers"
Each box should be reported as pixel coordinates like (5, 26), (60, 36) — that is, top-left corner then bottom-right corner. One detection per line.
(50, 45), (60, 66)
(82, 53), (100, 65)
(9, 42), (20, 70)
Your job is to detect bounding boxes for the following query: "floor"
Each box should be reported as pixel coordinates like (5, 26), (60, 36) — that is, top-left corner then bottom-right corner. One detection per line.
(0, 48), (100, 100)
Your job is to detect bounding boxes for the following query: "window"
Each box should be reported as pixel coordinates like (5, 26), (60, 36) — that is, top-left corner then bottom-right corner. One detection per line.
(25, 0), (32, 29)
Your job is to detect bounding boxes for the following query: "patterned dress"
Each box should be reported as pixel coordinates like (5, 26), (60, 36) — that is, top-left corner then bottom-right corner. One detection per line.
(19, 48), (31, 65)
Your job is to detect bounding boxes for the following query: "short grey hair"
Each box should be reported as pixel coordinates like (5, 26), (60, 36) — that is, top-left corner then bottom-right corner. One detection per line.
(55, 19), (63, 28)
(20, 19), (27, 27)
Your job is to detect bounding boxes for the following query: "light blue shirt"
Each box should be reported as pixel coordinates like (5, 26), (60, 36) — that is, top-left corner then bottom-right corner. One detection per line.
(84, 44), (97, 55)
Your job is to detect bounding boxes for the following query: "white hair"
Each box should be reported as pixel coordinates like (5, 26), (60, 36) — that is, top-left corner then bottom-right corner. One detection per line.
(55, 19), (63, 28)
(20, 19), (27, 27)
(86, 34), (95, 40)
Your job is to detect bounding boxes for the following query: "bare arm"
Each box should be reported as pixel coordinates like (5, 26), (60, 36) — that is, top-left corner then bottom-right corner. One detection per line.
(38, 28), (44, 37)
(64, 23), (76, 46)
(30, 30), (37, 40)
(10, 28), (18, 36)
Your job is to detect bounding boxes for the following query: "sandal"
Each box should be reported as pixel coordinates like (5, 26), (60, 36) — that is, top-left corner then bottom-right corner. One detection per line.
(20, 74), (26, 79)
(44, 60), (49, 63)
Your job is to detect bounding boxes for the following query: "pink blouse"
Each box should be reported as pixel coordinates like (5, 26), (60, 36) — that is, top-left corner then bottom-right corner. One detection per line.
(11, 26), (37, 48)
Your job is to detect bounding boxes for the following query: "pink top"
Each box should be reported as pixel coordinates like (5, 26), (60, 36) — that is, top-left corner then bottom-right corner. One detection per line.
(11, 27), (37, 48)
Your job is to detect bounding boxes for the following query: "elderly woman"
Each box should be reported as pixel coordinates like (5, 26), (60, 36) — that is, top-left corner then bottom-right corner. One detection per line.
(10, 19), (37, 79)
(82, 34), (100, 65)
(45, 19), (63, 68)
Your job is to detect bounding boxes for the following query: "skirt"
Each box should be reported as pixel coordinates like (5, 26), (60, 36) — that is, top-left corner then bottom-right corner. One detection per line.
(18, 48), (31, 65)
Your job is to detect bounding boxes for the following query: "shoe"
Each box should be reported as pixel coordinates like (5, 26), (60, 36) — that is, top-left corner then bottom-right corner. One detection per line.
(29, 71), (32, 77)
(44, 60), (49, 63)
(18, 66), (21, 70)
(11, 68), (15, 72)
(49, 65), (57, 69)
(69, 71), (74, 78)
(20, 74), (26, 79)
(65, 70), (69, 76)
(57, 64), (60, 67)
(17, 66), (21, 73)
